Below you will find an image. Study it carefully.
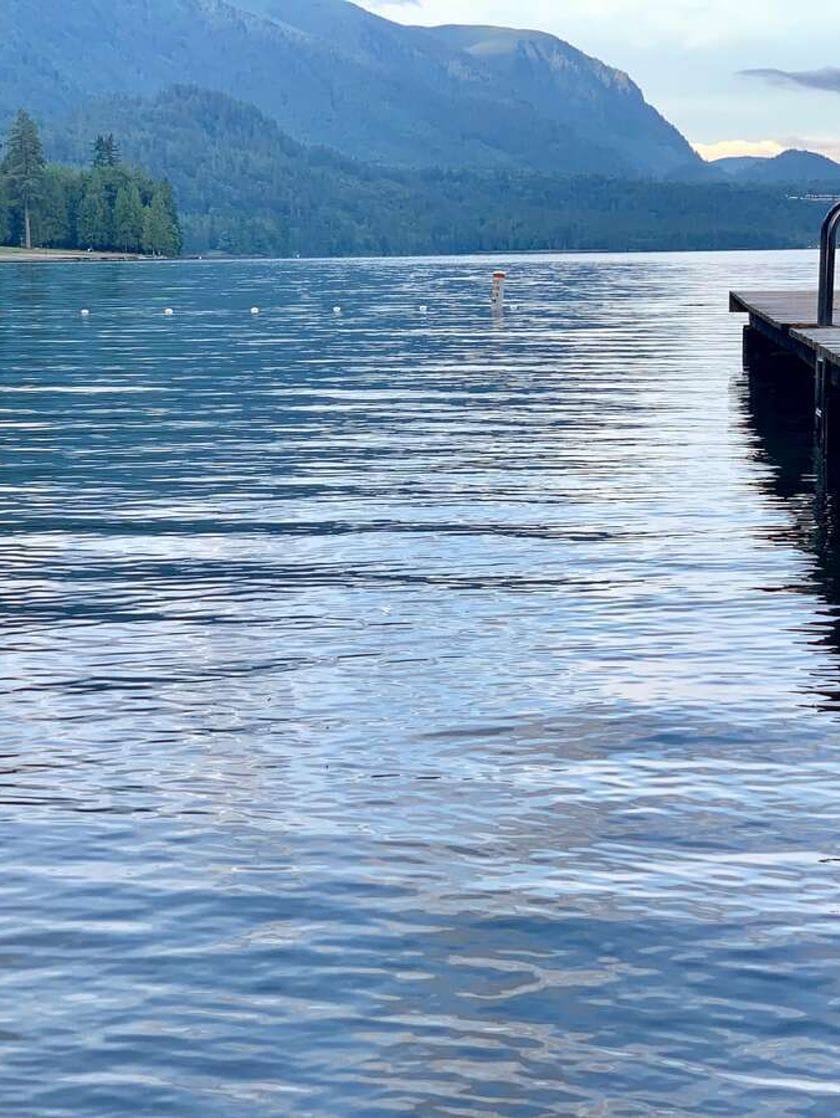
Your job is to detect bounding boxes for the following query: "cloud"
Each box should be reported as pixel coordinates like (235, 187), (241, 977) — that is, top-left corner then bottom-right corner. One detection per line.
(742, 67), (840, 93)
(692, 136), (840, 163)
(693, 139), (784, 160)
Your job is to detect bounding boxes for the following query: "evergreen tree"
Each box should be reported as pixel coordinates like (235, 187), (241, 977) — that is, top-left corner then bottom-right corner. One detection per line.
(114, 182), (143, 251)
(0, 177), (10, 245)
(92, 133), (119, 168)
(96, 164), (123, 230)
(33, 165), (74, 247)
(143, 186), (181, 256)
(157, 180), (183, 255)
(0, 115), (182, 255)
(92, 136), (108, 168)
(77, 179), (111, 249)
(3, 110), (46, 249)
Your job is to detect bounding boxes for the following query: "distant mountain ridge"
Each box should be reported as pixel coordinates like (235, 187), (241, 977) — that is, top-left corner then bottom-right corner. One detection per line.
(711, 149), (840, 184)
(0, 0), (699, 176)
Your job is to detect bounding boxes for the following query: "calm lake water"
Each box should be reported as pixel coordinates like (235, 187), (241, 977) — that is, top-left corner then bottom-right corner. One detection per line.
(1, 251), (839, 1116)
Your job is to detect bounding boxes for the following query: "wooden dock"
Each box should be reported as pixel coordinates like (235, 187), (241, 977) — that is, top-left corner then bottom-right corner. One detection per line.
(731, 202), (840, 472)
(730, 290), (840, 371)
(731, 288), (840, 469)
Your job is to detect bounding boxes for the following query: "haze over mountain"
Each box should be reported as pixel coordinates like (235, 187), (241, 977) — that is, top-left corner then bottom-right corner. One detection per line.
(0, 0), (699, 176)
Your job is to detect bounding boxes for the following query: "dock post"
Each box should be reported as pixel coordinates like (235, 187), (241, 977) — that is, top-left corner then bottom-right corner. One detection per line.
(816, 357), (827, 449)
(742, 325), (761, 370)
(814, 357), (840, 488)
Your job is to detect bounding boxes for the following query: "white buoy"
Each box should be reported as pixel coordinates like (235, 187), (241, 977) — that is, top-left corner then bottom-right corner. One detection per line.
(250, 306), (260, 315)
(419, 305), (428, 314)
(164, 308), (174, 316)
(491, 271), (506, 313)
(80, 308), (90, 317)
(333, 306), (342, 315)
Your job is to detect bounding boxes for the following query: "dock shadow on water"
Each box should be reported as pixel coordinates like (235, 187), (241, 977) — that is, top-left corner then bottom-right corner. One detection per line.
(743, 348), (840, 709)
(2, 252), (840, 1116)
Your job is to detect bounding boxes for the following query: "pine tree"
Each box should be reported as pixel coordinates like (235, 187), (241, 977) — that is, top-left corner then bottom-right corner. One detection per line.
(3, 110), (46, 249)
(142, 194), (167, 256)
(142, 186), (182, 256)
(92, 136), (108, 169)
(33, 165), (73, 247)
(92, 134), (119, 169)
(157, 180), (183, 255)
(77, 179), (111, 249)
(0, 177), (10, 245)
(0, 113), (182, 255)
(114, 183), (143, 251)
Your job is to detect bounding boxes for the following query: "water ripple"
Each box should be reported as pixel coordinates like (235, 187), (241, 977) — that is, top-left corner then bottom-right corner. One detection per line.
(1, 252), (839, 1116)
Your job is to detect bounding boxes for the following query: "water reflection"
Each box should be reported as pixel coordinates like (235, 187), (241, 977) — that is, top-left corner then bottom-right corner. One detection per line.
(742, 357), (840, 706)
(3, 253), (840, 1116)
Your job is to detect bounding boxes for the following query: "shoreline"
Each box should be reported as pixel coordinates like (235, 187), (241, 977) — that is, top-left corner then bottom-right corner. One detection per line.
(0, 248), (152, 263)
(0, 245), (821, 265)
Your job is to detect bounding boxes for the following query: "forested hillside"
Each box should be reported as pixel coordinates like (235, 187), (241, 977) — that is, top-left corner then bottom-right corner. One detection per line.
(0, 0), (698, 177)
(0, 0), (834, 257)
(45, 87), (827, 257)
(425, 24), (692, 178)
(0, 112), (182, 254)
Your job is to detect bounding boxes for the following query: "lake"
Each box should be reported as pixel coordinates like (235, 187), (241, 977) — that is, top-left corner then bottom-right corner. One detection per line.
(1, 252), (839, 1116)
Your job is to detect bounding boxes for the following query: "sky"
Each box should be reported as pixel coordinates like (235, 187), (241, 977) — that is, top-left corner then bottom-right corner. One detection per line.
(357, 0), (840, 161)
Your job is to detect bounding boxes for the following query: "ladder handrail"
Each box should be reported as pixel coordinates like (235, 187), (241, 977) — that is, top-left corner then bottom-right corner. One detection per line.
(818, 201), (840, 326)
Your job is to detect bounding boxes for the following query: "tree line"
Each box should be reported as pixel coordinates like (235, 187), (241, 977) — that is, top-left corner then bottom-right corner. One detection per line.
(39, 85), (836, 259)
(0, 110), (182, 255)
(49, 86), (827, 260)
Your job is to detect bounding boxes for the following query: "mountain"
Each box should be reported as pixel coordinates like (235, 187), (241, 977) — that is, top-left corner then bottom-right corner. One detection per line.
(710, 149), (840, 184)
(425, 25), (694, 176)
(41, 86), (823, 257)
(0, 0), (698, 176)
(711, 156), (770, 179)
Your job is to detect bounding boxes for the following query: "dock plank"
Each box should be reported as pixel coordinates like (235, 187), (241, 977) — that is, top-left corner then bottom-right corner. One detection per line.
(732, 289), (840, 373)
(729, 290), (840, 329)
(793, 328), (840, 363)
